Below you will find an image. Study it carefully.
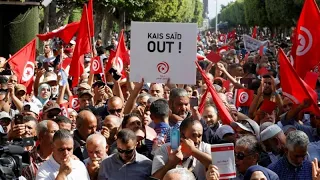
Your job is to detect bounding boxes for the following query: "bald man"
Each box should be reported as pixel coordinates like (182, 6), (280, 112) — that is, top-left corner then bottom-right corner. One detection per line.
(163, 168), (196, 180)
(107, 96), (124, 118)
(73, 110), (97, 162)
(85, 134), (108, 180)
(101, 115), (121, 146)
(22, 120), (59, 179)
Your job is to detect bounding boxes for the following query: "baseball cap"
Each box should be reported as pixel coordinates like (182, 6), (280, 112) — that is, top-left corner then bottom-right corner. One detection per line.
(260, 124), (282, 142)
(78, 83), (91, 91)
(15, 84), (26, 93)
(0, 112), (11, 121)
(79, 90), (93, 98)
(42, 75), (57, 84)
(24, 102), (40, 115)
(43, 100), (61, 113)
(215, 125), (235, 139)
(231, 119), (260, 138)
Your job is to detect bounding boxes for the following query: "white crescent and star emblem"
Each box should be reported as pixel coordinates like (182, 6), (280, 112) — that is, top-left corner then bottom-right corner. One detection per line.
(22, 61), (34, 82)
(112, 57), (123, 72)
(61, 106), (68, 117)
(72, 98), (79, 108)
(92, 59), (100, 72)
(296, 26), (313, 56)
(239, 92), (249, 104)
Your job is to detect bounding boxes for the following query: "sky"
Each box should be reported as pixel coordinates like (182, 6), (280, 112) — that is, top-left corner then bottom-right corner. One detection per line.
(208, 0), (234, 19)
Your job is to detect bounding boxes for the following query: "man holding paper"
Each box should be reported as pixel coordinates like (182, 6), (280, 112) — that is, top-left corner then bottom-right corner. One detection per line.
(151, 118), (211, 180)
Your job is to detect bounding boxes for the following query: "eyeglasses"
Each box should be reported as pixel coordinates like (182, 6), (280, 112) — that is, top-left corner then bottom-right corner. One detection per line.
(117, 148), (134, 154)
(235, 152), (254, 160)
(109, 108), (122, 114)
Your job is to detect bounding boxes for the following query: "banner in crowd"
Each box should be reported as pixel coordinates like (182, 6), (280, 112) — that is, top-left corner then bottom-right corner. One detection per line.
(130, 22), (197, 84)
(242, 35), (268, 52)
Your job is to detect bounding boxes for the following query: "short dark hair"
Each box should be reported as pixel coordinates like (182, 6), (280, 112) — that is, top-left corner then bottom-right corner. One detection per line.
(23, 115), (37, 124)
(179, 117), (202, 136)
(122, 113), (141, 129)
(117, 129), (137, 144)
(150, 99), (169, 119)
(53, 129), (73, 143)
(55, 115), (72, 124)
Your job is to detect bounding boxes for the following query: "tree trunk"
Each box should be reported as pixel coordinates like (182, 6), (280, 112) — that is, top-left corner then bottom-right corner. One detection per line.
(102, 15), (114, 46)
(48, 0), (57, 30)
(0, 5), (39, 58)
(42, 6), (49, 33)
(94, 4), (107, 39)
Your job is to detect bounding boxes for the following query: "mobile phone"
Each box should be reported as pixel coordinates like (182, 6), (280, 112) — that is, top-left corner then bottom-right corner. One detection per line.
(240, 78), (253, 86)
(170, 128), (180, 150)
(304, 113), (310, 121)
(108, 67), (122, 81)
(190, 97), (199, 108)
(14, 114), (23, 125)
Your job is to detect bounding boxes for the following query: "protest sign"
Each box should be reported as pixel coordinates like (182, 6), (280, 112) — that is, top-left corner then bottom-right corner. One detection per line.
(130, 22), (197, 84)
(243, 35), (268, 52)
(211, 143), (236, 179)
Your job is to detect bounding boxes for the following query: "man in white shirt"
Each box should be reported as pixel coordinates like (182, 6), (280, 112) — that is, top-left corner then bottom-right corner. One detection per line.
(36, 129), (90, 180)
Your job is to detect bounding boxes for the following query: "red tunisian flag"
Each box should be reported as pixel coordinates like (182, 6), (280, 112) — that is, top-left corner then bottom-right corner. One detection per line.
(69, 95), (80, 111)
(90, 56), (103, 74)
(87, 0), (94, 37)
(279, 48), (320, 116)
(206, 51), (221, 63)
(227, 29), (236, 40)
(218, 34), (227, 43)
(8, 38), (36, 93)
(196, 61), (233, 125)
(69, 5), (91, 87)
(252, 26), (257, 39)
(235, 89), (254, 107)
(37, 22), (80, 44)
(293, 0), (320, 79)
(197, 53), (206, 61)
(105, 30), (129, 77)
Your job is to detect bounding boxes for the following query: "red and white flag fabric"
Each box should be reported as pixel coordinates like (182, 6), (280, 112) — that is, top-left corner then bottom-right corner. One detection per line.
(293, 0), (320, 79)
(217, 46), (229, 54)
(235, 89), (254, 107)
(252, 26), (257, 39)
(227, 29), (236, 41)
(105, 30), (129, 77)
(37, 22), (80, 44)
(60, 102), (69, 117)
(69, 5), (91, 87)
(69, 95), (80, 111)
(218, 34), (227, 43)
(197, 53), (206, 61)
(279, 48), (320, 116)
(8, 38), (36, 93)
(90, 56), (103, 74)
(196, 61), (234, 125)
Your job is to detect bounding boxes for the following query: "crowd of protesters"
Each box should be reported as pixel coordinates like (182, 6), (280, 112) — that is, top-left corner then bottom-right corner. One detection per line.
(0, 28), (320, 180)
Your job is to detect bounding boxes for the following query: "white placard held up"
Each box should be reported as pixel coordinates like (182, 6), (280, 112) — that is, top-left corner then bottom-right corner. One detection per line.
(211, 143), (236, 179)
(130, 22), (197, 84)
(243, 35), (268, 52)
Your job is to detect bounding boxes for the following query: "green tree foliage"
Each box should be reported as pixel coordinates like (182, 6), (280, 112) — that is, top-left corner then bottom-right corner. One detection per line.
(243, 0), (269, 27)
(265, 0), (299, 27)
(192, 0), (204, 26)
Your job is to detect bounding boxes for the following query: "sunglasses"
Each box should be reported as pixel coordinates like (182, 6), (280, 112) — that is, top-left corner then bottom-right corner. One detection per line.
(109, 108), (122, 114)
(235, 152), (254, 160)
(117, 148), (134, 154)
